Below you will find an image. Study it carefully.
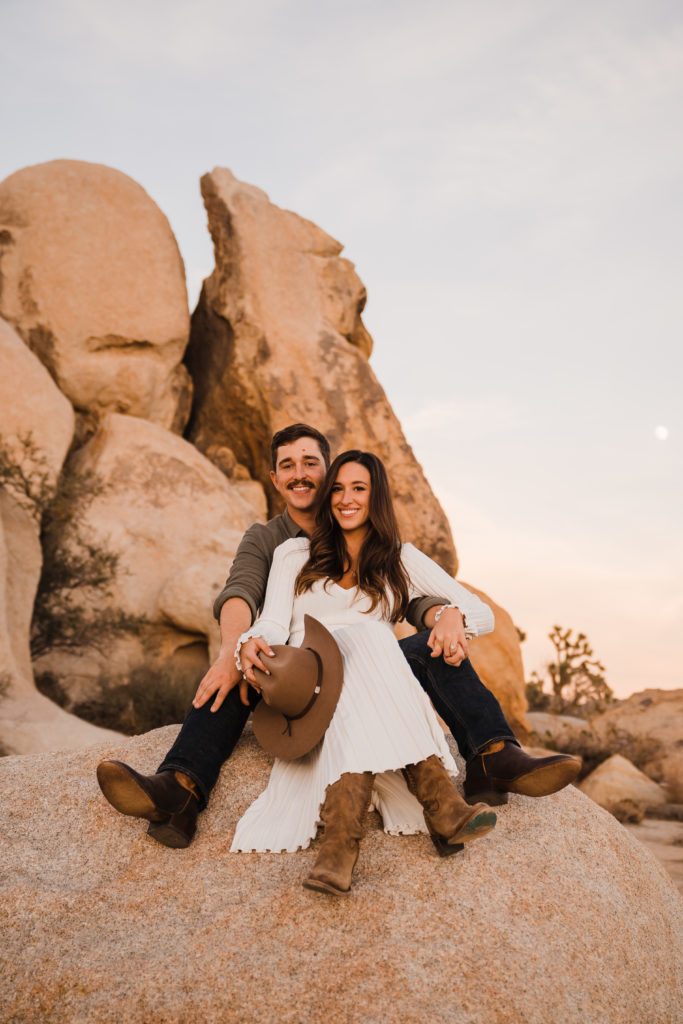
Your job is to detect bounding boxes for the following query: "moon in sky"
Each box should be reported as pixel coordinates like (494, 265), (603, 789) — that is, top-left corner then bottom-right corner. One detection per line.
(654, 425), (669, 441)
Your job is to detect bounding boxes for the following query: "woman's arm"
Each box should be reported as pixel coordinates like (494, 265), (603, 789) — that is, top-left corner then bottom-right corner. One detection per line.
(401, 543), (495, 667)
(401, 543), (495, 637)
(236, 538), (309, 685)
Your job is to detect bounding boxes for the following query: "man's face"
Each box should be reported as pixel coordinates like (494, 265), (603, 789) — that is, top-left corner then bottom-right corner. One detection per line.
(270, 437), (327, 513)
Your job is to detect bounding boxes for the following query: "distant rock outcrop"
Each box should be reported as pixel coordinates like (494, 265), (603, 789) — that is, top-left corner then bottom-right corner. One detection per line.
(580, 753), (668, 813)
(591, 689), (683, 800)
(527, 710), (591, 748)
(0, 317), (119, 754)
(0, 159), (192, 432)
(34, 413), (267, 709)
(1, 728), (681, 1023)
(184, 167), (457, 575)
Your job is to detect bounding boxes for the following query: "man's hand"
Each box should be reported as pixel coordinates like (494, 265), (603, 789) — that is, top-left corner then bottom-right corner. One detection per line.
(239, 636), (275, 689)
(192, 650), (247, 712)
(427, 606), (469, 667)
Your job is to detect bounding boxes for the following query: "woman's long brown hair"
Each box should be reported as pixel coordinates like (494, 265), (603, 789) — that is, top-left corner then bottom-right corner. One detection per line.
(295, 450), (410, 623)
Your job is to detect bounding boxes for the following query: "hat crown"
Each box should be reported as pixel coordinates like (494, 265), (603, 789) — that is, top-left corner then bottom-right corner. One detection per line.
(254, 646), (321, 718)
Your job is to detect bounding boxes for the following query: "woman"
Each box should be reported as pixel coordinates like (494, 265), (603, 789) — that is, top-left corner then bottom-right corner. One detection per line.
(232, 451), (497, 895)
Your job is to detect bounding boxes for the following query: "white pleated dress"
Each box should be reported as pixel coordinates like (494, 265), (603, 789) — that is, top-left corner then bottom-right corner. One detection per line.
(230, 538), (495, 854)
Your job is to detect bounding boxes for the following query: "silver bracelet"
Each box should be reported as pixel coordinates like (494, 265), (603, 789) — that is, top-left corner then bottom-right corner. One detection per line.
(434, 603), (467, 630)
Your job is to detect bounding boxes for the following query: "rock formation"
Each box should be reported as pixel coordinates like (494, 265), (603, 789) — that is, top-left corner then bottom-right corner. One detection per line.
(579, 753), (668, 813)
(184, 168), (457, 575)
(181, 167), (528, 731)
(464, 583), (529, 738)
(34, 413), (267, 710)
(591, 689), (683, 800)
(527, 709), (592, 748)
(0, 158), (529, 748)
(1, 727), (681, 1023)
(0, 160), (192, 432)
(0, 317), (120, 754)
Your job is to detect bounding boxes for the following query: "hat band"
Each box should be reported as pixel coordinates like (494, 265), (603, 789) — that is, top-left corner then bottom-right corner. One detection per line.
(280, 648), (323, 737)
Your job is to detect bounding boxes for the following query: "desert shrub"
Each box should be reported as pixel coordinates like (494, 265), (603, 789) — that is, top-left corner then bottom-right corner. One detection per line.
(526, 626), (615, 718)
(612, 799), (646, 824)
(0, 432), (55, 523)
(1, 431), (146, 661)
(36, 663), (199, 736)
(532, 722), (666, 784)
(30, 459), (146, 660)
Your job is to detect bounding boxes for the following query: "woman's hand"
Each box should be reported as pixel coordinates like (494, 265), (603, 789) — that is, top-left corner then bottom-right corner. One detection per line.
(427, 607), (469, 667)
(239, 636), (275, 690)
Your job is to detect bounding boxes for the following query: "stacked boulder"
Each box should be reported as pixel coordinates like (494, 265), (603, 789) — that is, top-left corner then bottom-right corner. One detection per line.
(0, 161), (267, 752)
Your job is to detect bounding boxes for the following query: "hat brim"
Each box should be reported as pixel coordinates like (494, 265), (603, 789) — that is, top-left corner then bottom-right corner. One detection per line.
(252, 615), (344, 760)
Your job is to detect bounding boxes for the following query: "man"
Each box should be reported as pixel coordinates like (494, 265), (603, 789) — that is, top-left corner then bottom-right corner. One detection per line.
(97, 423), (579, 847)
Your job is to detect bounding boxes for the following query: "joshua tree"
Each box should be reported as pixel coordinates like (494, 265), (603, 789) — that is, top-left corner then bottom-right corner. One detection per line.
(526, 625), (613, 717)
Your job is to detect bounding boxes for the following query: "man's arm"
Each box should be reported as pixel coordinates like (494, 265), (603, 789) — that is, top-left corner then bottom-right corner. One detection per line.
(194, 522), (277, 711)
(406, 595), (448, 631)
(192, 597), (253, 711)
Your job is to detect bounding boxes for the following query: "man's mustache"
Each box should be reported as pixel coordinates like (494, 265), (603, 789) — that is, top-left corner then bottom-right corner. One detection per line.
(286, 479), (315, 490)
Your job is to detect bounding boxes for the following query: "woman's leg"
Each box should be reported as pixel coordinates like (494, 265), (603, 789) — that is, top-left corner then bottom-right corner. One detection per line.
(303, 772), (374, 896)
(403, 756), (497, 857)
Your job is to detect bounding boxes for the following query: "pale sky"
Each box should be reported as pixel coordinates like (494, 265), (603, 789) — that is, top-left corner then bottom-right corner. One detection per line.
(2, 0), (681, 698)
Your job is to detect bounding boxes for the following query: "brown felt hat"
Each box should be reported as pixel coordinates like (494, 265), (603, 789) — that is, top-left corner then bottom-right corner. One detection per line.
(252, 615), (344, 760)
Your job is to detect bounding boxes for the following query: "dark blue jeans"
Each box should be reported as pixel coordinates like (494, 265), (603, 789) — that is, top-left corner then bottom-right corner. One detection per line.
(158, 629), (517, 808)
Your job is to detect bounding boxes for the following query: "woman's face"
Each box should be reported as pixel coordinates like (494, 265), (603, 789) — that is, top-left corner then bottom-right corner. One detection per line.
(330, 461), (371, 534)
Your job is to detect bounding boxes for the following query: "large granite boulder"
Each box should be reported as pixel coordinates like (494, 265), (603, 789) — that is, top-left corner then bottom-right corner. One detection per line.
(591, 689), (683, 800)
(0, 318), (119, 754)
(0, 316), (74, 488)
(184, 168), (457, 574)
(34, 414), (267, 714)
(0, 160), (192, 432)
(1, 728), (680, 1023)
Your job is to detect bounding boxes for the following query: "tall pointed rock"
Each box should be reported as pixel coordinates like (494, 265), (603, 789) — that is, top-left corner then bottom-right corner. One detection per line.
(184, 168), (457, 573)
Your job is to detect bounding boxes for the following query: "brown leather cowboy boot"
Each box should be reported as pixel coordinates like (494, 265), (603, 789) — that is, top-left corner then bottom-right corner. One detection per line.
(303, 771), (374, 896)
(403, 755), (497, 857)
(463, 741), (581, 806)
(96, 760), (200, 849)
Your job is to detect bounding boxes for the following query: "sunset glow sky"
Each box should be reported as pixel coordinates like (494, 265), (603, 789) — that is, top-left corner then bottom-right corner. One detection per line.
(2, 0), (681, 698)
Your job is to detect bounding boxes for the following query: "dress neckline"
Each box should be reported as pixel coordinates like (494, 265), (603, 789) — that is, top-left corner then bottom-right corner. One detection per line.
(329, 580), (358, 594)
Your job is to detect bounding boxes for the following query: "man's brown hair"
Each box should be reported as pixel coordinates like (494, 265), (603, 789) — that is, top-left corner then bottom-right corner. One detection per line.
(271, 423), (331, 470)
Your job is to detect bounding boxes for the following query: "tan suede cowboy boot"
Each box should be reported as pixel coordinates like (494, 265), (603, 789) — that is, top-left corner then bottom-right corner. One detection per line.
(303, 771), (374, 896)
(403, 755), (497, 856)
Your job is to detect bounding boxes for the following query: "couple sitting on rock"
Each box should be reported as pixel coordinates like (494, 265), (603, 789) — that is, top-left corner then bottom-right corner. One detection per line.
(97, 422), (580, 895)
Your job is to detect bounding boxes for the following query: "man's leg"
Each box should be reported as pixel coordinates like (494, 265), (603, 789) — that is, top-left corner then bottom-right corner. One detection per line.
(157, 685), (259, 805)
(398, 631), (580, 804)
(97, 685), (260, 847)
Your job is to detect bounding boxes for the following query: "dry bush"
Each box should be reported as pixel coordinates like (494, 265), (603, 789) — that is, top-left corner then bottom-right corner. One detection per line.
(539, 725), (666, 784)
(661, 760), (683, 803)
(36, 664), (199, 736)
(612, 799), (645, 824)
